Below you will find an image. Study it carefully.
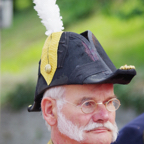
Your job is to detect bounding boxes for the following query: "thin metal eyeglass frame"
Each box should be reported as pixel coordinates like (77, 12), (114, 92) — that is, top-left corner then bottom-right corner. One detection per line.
(64, 98), (121, 114)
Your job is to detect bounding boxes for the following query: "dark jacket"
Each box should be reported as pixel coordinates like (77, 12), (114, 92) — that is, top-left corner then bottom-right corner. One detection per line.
(112, 113), (144, 144)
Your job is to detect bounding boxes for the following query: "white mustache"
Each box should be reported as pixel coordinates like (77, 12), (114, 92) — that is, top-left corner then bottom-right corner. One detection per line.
(83, 120), (116, 132)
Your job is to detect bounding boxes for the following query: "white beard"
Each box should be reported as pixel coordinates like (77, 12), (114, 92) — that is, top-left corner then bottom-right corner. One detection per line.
(57, 109), (118, 142)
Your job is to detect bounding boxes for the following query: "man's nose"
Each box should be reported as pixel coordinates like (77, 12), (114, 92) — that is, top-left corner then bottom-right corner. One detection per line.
(92, 103), (109, 123)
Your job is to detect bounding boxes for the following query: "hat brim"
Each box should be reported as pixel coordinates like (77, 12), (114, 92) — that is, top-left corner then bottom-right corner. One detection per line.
(83, 68), (136, 84)
(28, 68), (136, 112)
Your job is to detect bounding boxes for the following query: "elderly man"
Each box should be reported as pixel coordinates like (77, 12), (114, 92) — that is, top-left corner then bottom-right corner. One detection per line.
(28, 30), (136, 144)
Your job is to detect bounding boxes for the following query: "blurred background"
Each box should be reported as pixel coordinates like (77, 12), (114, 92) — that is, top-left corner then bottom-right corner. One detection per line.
(1, 0), (144, 144)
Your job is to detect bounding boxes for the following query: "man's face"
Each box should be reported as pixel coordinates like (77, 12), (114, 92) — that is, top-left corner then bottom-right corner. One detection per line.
(57, 84), (118, 144)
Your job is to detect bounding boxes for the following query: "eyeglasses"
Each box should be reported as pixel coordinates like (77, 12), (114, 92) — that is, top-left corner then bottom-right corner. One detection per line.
(64, 98), (121, 114)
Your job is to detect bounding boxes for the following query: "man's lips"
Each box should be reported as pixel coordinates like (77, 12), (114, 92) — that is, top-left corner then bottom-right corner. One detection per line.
(86, 127), (110, 133)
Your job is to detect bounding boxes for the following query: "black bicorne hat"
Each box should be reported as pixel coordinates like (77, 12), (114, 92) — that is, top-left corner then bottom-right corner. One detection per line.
(28, 30), (136, 112)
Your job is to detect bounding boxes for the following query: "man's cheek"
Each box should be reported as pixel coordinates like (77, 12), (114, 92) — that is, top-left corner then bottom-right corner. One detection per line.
(109, 112), (116, 124)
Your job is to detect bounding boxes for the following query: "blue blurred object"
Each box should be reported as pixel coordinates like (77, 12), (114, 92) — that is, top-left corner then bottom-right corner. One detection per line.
(112, 113), (144, 144)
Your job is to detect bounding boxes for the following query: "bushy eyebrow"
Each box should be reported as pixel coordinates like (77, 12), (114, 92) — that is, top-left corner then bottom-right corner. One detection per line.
(76, 95), (117, 104)
(103, 95), (117, 103)
(75, 97), (93, 105)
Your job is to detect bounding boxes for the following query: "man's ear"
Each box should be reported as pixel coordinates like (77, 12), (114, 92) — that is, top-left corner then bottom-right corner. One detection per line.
(41, 97), (57, 126)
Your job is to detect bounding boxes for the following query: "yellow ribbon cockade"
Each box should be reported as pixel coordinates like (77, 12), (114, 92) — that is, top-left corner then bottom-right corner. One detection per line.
(41, 31), (63, 85)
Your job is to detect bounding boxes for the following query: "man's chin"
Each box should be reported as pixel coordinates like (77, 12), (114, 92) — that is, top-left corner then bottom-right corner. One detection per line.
(82, 130), (112, 144)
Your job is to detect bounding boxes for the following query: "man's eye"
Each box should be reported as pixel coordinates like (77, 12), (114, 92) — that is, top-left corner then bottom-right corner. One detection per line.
(83, 101), (95, 107)
(107, 100), (113, 105)
(85, 102), (91, 106)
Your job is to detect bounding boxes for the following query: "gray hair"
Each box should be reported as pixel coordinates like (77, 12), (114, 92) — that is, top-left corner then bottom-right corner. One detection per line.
(41, 86), (66, 131)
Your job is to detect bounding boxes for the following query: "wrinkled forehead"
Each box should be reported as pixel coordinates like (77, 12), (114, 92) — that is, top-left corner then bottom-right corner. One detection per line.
(63, 84), (114, 101)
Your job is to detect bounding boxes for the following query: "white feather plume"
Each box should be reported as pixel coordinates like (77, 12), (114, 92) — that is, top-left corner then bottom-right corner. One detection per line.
(33, 0), (64, 36)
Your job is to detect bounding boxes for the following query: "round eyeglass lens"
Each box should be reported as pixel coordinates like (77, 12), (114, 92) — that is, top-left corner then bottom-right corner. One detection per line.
(106, 99), (120, 111)
(82, 100), (96, 114)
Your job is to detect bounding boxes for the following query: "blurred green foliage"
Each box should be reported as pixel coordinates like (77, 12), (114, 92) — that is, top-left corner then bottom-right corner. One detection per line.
(58, 0), (144, 25)
(13, 0), (33, 12)
(1, 0), (144, 111)
(57, 0), (96, 26)
(2, 80), (35, 110)
(13, 0), (144, 23)
(111, 0), (144, 19)
(114, 70), (144, 114)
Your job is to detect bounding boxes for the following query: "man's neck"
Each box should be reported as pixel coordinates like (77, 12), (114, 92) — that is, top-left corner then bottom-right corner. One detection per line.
(51, 127), (82, 144)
